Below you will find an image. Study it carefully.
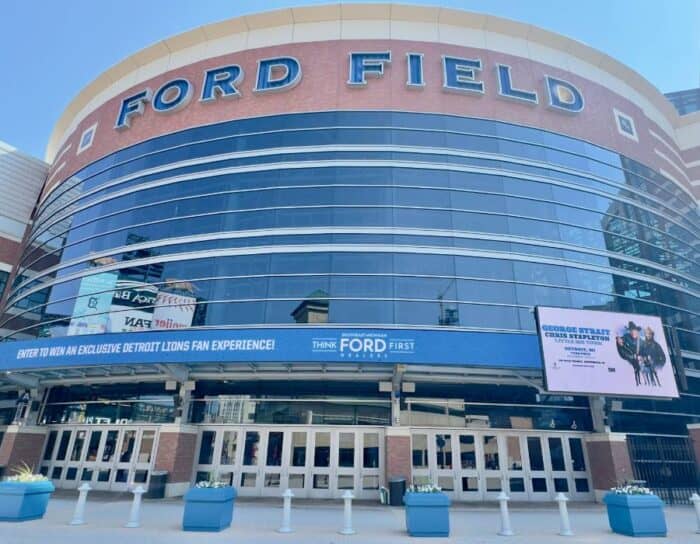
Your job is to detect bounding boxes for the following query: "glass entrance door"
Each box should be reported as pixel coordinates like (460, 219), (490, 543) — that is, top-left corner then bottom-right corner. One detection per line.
(194, 426), (384, 499)
(40, 425), (158, 491)
(410, 429), (593, 502)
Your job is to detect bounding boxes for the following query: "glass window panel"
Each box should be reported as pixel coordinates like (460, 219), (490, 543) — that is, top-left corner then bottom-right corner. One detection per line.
(292, 432), (307, 467)
(198, 431), (216, 465)
(554, 478), (569, 493)
(133, 470), (148, 483)
(459, 435), (476, 469)
(115, 469), (129, 483)
(527, 437), (544, 471)
(462, 476), (479, 492)
(437, 475), (454, 491)
(339, 433), (355, 468)
(66, 467), (78, 480)
(243, 432), (260, 466)
(85, 431), (101, 462)
(575, 478), (590, 493)
(412, 434), (428, 468)
(43, 431), (58, 461)
(81, 468), (93, 482)
(289, 474), (305, 489)
(266, 432), (284, 467)
(338, 475), (354, 489)
(568, 438), (586, 472)
(97, 469), (111, 483)
(71, 431), (86, 461)
(51, 467), (63, 479)
(314, 432), (331, 467)
(548, 437), (566, 471)
(220, 431), (238, 465)
(486, 477), (502, 492)
(102, 431), (118, 462)
(56, 431), (72, 461)
(264, 473), (281, 488)
(483, 435), (499, 470)
(313, 474), (329, 489)
(363, 433), (380, 468)
(509, 477), (525, 493)
(363, 475), (379, 490)
(119, 431), (136, 463)
(240, 473), (257, 487)
(506, 437), (522, 470)
(532, 477), (548, 493)
(138, 430), (155, 463)
(435, 434), (452, 469)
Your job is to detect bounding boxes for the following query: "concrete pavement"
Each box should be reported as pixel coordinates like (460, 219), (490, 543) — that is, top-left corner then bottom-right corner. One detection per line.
(2, 494), (699, 543)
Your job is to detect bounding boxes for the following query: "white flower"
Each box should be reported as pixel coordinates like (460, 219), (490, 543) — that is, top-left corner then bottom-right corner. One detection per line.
(195, 480), (230, 489)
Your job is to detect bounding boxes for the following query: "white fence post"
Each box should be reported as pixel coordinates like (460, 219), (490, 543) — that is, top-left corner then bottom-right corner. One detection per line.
(690, 493), (700, 534)
(125, 485), (146, 528)
(339, 490), (356, 535)
(278, 489), (294, 533)
(555, 493), (573, 536)
(69, 483), (91, 526)
(497, 491), (514, 536)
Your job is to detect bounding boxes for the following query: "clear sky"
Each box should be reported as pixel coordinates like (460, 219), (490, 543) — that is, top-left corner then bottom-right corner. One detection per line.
(1, 0), (699, 159)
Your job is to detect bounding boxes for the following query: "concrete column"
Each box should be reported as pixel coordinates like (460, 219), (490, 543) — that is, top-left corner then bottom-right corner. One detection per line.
(153, 423), (198, 497)
(584, 432), (634, 502)
(687, 424), (700, 476)
(385, 426), (412, 484)
(0, 424), (47, 474)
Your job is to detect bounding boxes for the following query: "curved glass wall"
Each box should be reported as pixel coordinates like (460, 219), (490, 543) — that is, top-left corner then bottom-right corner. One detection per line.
(3, 112), (698, 355)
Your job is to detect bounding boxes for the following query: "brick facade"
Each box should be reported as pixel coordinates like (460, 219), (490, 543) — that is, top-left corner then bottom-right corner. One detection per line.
(385, 431), (412, 484)
(0, 425), (47, 474)
(687, 424), (700, 473)
(154, 426), (198, 485)
(585, 433), (633, 500)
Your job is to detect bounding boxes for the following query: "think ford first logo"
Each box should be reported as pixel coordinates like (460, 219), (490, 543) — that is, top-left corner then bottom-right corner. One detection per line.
(312, 333), (416, 359)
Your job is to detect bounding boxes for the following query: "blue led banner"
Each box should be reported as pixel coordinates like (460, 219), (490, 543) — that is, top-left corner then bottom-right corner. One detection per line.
(0, 328), (541, 371)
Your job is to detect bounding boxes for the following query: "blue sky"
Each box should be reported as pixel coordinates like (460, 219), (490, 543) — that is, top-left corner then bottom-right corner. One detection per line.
(1, 0), (698, 159)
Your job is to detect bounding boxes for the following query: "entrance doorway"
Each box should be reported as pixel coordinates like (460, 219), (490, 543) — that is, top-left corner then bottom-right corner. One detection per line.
(410, 428), (593, 501)
(193, 425), (384, 499)
(39, 425), (158, 491)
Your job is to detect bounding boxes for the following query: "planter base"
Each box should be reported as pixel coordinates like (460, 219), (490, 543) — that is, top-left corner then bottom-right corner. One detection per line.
(603, 493), (667, 537)
(182, 486), (236, 532)
(0, 480), (55, 523)
(404, 492), (450, 537)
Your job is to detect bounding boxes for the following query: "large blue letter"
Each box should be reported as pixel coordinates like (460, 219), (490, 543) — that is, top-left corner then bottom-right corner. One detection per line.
(496, 64), (537, 104)
(201, 65), (244, 102)
(442, 56), (484, 94)
(545, 76), (584, 113)
(114, 89), (151, 130)
(254, 57), (301, 93)
(406, 53), (425, 88)
(347, 51), (391, 86)
(152, 79), (192, 114)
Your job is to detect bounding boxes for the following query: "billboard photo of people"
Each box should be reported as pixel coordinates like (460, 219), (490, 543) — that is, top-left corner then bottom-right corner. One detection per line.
(536, 307), (678, 398)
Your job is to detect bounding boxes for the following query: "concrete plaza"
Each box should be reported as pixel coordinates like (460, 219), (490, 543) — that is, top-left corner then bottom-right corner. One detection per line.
(2, 492), (700, 543)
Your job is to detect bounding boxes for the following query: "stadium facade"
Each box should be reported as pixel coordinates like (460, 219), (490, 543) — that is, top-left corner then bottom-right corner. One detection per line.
(0, 4), (698, 502)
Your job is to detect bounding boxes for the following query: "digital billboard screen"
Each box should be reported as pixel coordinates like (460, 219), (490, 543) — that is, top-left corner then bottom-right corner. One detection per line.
(536, 306), (679, 398)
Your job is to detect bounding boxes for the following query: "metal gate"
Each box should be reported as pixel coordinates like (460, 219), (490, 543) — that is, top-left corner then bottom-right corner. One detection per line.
(627, 434), (699, 504)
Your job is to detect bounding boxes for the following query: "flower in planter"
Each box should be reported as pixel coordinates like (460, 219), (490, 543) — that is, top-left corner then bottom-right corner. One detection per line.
(610, 484), (652, 495)
(408, 483), (443, 493)
(4, 462), (49, 483)
(195, 479), (231, 489)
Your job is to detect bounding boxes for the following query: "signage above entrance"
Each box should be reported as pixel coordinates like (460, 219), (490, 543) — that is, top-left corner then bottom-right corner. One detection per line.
(0, 327), (541, 371)
(114, 51), (585, 130)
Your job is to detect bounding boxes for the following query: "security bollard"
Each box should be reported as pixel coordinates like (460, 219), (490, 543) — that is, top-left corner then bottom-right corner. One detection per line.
(690, 493), (700, 534)
(69, 483), (92, 526)
(555, 493), (573, 536)
(125, 485), (146, 528)
(497, 491), (514, 536)
(339, 490), (356, 535)
(278, 489), (294, 533)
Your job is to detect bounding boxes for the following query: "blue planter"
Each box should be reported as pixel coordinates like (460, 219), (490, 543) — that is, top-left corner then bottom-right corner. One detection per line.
(603, 493), (667, 537)
(404, 492), (450, 537)
(182, 486), (236, 532)
(0, 480), (55, 522)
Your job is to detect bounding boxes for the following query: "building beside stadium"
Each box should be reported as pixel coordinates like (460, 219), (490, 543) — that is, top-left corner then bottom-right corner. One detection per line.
(0, 4), (698, 502)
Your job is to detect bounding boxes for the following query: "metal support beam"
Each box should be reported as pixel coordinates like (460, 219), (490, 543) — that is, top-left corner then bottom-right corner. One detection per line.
(154, 364), (189, 383)
(2, 371), (39, 389)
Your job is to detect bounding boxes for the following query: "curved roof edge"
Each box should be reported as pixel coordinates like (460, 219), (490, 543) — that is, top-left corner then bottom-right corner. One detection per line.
(46, 2), (695, 164)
